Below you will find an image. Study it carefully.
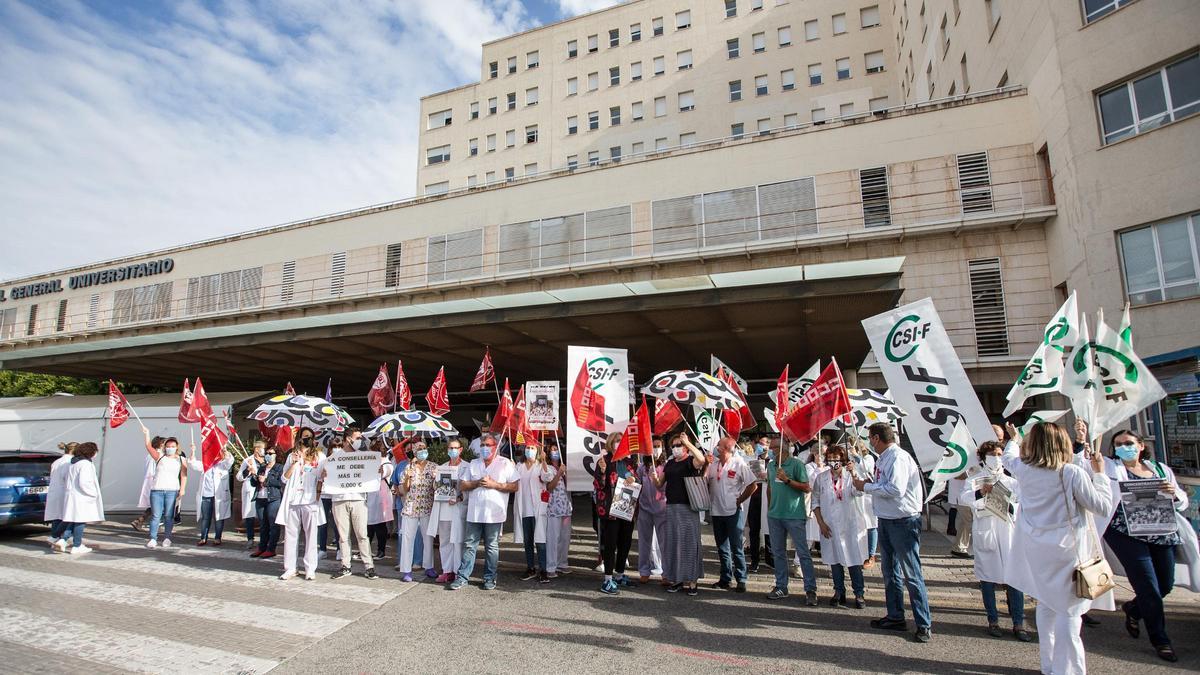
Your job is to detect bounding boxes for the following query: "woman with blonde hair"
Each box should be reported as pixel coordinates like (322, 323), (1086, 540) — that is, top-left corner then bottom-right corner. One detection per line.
(1001, 421), (1111, 675)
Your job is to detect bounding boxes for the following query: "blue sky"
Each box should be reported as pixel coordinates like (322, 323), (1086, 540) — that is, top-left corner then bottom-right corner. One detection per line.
(0, 0), (623, 281)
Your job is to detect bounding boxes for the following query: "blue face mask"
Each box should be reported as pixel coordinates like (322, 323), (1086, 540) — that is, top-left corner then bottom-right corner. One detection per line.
(550, 451), (560, 461)
(447, 448), (461, 459)
(480, 445), (494, 460)
(753, 443), (765, 456)
(415, 450), (429, 461)
(525, 448), (538, 460)
(1114, 444), (1139, 462)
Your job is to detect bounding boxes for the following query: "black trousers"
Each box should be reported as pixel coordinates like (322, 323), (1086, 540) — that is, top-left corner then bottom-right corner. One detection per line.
(369, 523), (389, 555)
(746, 489), (770, 566)
(601, 517), (635, 576)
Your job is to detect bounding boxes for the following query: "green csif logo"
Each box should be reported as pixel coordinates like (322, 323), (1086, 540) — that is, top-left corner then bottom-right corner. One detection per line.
(587, 356), (621, 390)
(884, 314), (932, 362)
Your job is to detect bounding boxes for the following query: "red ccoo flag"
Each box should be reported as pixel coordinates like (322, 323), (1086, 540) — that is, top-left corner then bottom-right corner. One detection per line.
(394, 361), (412, 411)
(178, 378), (200, 423)
(469, 347), (495, 393)
(490, 378), (514, 433)
(570, 360), (606, 433)
(773, 365), (790, 430)
(107, 380), (131, 428)
(779, 359), (851, 443)
(426, 367), (450, 416)
(367, 364), (396, 417)
(652, 397), (684, 435)
(510, 386), (538, 445)
(191, 379), (229, 472)
(614, 397), (653, 461)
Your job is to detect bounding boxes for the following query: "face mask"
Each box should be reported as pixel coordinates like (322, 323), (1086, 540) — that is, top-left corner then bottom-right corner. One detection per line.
(266, 453), (275, 461)
(828, 460), (843, 471)
(1115, 444), (1139, 462)
(415, 450), (429, 461)
(550, 451), (560, 461)
(164, 446), (177, 456)
(480, 445), (494, 460)
(672, 446), (686, 460)
(447, 448), (461, 459)
(524, 448), (538, 460)
(984, 455), (1003, 471)
(753, 443), (765, 456)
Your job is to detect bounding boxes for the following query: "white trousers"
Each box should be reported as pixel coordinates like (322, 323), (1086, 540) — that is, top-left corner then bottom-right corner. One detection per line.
(637, 510), (666, 576)
(1036, 603), (1086, 675)
(545, 515), (572, 572)
(436, 519), (462, 574)
(283, 503), (320, 576)
(400, 514), (433, 573)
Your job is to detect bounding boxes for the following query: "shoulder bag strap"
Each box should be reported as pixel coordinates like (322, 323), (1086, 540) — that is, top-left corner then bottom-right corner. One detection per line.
(1059, 468), (1084, 565)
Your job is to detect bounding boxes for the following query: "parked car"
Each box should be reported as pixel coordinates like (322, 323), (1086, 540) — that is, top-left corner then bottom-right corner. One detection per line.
(0, 450), (59, 527)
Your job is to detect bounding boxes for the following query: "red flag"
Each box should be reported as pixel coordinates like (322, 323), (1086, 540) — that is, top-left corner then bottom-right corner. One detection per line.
(257, 382), (296, 450)
(367, 364), (396, 417)
(469, 348), (495, 393)
(614, 398), (653, 461)
(425, 367), (450, 416)
(773, 365), (790, 430)
(178, 378), (200, 423)
(652, 397), (684, 435)
(223, 411), (240, 439)
(570, 361), (606, 433)
(394, 361), (412, 411)
(779, 360), (851, 443)
(107, 380), (131, 429)
(512, 386), (539, 445)
(717, 367), (756, 430)
(490, 378), (514, 433)
(191, 378), (228, 471)
(722, 408), (743, 439)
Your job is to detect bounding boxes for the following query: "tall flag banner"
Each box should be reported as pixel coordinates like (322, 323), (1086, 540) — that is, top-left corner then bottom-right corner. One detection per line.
(716, 367), (756, 431)
(710, 355), (748, 397)
(1062, 315), (1100, 434)
(926, 419), (979, 502)
(394, 361), (412, 411)
(470, 347), (496, 393)
(652, 397), (684, 435)
(425, 367), (450, 416)
(1002, 342), (1064, 418)
(107, 380), (131, 429)
(614, 398), (653, 461)
(178, 378), (200, 423)
(862, 297), (994, 471)
(1085, 312), (1166, 438)
(779, 359), (852, 443)
(1118, 303), (1133, 346)
(1018, 409), (1069, 437)
(367, 364), (396, 417)
(1043, 291), (1080, 352)
(191, 378), (229, 471)
(766, 360), (822, 421)
(565, 345), (630, 489)
(490, 378), (514, 433)
(772, 364), (790, 430)
(570, 361), (607, 433)
(694, 408), (720, 451)
(325, 379), (333, 403)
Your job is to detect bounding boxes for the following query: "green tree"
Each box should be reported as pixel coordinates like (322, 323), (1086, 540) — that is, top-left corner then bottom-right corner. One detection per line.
(0, 370), (167, 397)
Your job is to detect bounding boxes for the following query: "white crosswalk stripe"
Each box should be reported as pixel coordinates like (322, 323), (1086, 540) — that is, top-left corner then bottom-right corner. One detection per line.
(0, 606), (279, 674)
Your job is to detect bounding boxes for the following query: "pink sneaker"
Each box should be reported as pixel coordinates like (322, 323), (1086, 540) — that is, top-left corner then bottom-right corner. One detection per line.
(436, 573), (450, 583)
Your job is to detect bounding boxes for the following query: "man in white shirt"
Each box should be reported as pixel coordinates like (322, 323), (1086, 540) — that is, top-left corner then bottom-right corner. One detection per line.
(324, 436), (379, 580)
(851, 422), (932, 643)
(449, 433), (518, 590)
(706, 437), (759, 592)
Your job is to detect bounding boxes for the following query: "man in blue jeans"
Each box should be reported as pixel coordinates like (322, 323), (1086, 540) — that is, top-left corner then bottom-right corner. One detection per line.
(706, 438), (759, 592)
(450, 433), (518, 590)
(764, 437), (818, 605)
(852, 422), (932, 643)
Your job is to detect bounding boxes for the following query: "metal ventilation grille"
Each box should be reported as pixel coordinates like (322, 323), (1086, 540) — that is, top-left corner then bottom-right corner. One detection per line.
(703, 187), (759, 247)
(758, 177), (818, 240)
(957, 151), (994, 214)
(428, 229), (483, 283)
(968, 257), (1010, 356)
(87, 294), (99, 329)
(330, 252), (347, 296)
(860, 166), (891, 227)
(652, 194), (703, 252)
(384, 243), (404, 288)
(56, 299), (68, 332)
(26, 303), (38, 335)
(113, 282), (173, 325)
(281, 261), (296, 302)
(186, 267), (263, 315)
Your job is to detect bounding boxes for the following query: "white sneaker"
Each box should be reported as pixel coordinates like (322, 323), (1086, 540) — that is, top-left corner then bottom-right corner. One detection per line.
(279, 570), (297, 580)
(70, 545), (92, 556)
(319, 551), (329, 560)
(304, 573), (316, 581)
(47, 535), (56, 544)
(161, 538), (172, 548)
(146, 539), (157, 549)
(52, 539), (68, 553)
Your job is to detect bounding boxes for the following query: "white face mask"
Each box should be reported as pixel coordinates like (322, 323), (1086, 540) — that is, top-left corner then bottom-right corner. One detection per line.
(984, 455), (1003, 471)
(164, 446), (178, 456)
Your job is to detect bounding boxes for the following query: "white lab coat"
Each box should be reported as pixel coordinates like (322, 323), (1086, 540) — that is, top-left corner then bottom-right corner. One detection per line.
(427, 461), (469, 543)
(137, 456), (155, 510)
(188, 455), (234, 522)
(275, 453), (327, 527)
(851, 452), (878, 529)
(812, 467), (869, 567)
(366, 462), (395, 525)
(62, 459), (105, 523)
(512, 462), (554, 545)
(960, 467), (1020, 586)
(43, 454), (72, 522)
(236, 456), (261, 519)
(805, 462), (829, 543)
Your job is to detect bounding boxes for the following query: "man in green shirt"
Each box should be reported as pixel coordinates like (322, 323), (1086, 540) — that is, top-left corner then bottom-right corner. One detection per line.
(766, 438), (818, 605)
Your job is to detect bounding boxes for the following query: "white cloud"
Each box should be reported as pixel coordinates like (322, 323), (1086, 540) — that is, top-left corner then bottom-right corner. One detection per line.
(556, 0), (625, 17)
(0, 0), (533, 281)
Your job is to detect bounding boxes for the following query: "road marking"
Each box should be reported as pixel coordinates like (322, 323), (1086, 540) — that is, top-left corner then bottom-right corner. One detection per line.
(0, 606), (279, 674)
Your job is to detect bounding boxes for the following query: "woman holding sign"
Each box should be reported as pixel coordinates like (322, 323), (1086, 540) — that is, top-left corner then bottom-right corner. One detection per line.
(430, 438), (469, 583)
(277, 432), (326, 580)
(593, 433), (638, 595)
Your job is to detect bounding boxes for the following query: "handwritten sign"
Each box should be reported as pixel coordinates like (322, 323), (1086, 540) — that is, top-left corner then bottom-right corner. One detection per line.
(322, 452), (381, 495)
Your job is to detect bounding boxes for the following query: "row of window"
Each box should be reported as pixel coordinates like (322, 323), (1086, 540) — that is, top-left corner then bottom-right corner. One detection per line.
(1097, 52), (1197, 146)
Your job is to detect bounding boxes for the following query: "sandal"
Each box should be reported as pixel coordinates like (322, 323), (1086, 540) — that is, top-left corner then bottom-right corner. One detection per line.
(1154, 645), (1178, 663)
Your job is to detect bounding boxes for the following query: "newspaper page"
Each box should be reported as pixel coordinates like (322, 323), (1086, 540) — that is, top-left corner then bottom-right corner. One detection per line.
(1119, 478), (1178, 537)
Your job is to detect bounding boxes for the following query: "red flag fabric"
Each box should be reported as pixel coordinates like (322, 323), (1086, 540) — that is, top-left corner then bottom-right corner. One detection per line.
(652, 397), (684, 435)
(773, 365), (790, 429)
(469, 348), (495, 393)
(367, 364), (396, 417)
(490, 378), (514, 433)
(779, 360), (851, 443)
(191, 379), (229, 471)
(394, 361), (412, 411)
(107, 380), (131, 429)
(258, 382), (296, 449)
(178, 378), (200, 423)
(717, 367), (756, 430)
(722, 408), (743, 439)
(570, 361), (606, 433)
(425, 367), (450, 416)
(614, 399), (653, 461)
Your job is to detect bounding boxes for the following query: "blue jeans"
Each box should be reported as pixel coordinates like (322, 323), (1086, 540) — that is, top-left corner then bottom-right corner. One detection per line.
(878, 515), (931, 629)
(64, 522), (86, 547)
(244, 514), (257, 543)
(149, 489), (178, 540)
(769, 517), (815, 593)
(458, 521), (503, 582)
(257, 498), (280, 552)
(198, 496), (225, 541)
(833, 564), (865, 597)
(980, 581), (1025, 626)
(712, 511), (747, 584)
(867, 527), (878, 557)
(1105, 528), (1176, 646)
(49, 519), (67, 540)
(521, 516), (547, 571)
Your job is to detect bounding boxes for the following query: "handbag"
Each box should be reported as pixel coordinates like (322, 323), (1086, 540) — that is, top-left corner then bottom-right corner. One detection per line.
(683, 475), (711, 513)
(1059, 469), (1115, 600)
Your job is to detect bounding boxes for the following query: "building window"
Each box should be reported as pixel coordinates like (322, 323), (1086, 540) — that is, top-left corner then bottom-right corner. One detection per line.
(1084, 0), (1134, 24)
(676, 10), (691, 30)
(1119, 212), (1200, 305)
(427, 109), (452, 129)
(731, 122), (745, 139)
(486, 171), (496, 183)
(860, 166), (891, 227)
(55, 299), (67, 332)
(609, 28), (620, 47)
(804, 19), (818, 41)
(727, 38), (740, 59)
(588, 151), (600, 166)
(426, 144), (451, 165)
(729, 80), (743, 101)
(865, 51), (885, 74)
(610, 66), (620, 86)
(757, 118), (771, 135)
(836, 57), (851, 80)
(610, 106), (621, 125)
(469, 101), (479, 119)
(986, 0), (1001, 32)
(588, 110), (599, 130)
(567, 40), (578, 58)
(752, 32), (766, 53)
(870, 96), (889, 111)
(1, 307), (19, 339)
(505, 129), (516, 147)
(839, 102), (854, 117)
(778, 26), (792, 47)
(567, 155), (579, 169)
(998, 70), (1008, 87)
(783, 113), (799, 128)
(781, 69), (795, 91)
(953, 0), (962, 22)
(631, 23), (642, 41)
(968, 257), (1010, 356)
(1097, 53), (1199, 145)
(927, 62), (935, 97)
(832, 13), (847, 35)
(632, 141), (644, 154)
(940, 14), (950, 56)
(488, 97), (497, 114)
(654, 56), (665, 75)
(960, 53), (970, 92)
(588, 34), (598, 52)
(525, 163), (538, 176)
(725, 0), (737, 19)
(467, 175), (478, 187)
(678, 90), (695, 112)
(655, 96), (667, 117)
(809, 63), (822, 85)
(655, 137), (668, 151)
(610, 146), (622, 161)
(505, 167), (515, 182)
(632, 100), (644, 121)
(506, 92), (516, 110)
(568, 77), (578, 95)
(567, 116), (578, 134)
(385, 243), (404, 288)
(631, 61), (643, 80)
(527, 50), (539, 69)
(507, 56), (517, 74)
(680, 132), (696, 146)
(677, 49), (693, 70)
(861, 5), (881, 28)
(755, 75), (768, 96)
(489, 61), (498, 78)
(469, 138), (478, 156)
(526, 87), (539, 105)
(487, 134), (496, 151)
(957, 151), (994, 213)
(588, 72), (599, 91)
(751, 0), (762, 9)
(653, 17), (664, 37)
(526, 125), (538, 143)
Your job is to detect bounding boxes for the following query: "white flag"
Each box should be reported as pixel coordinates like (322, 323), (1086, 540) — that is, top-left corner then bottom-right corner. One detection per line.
(710, 355), (748, 395)
(1118, 303), (1133, 347)
(1088, 315), (1166, 438)
(1018, 409), (1069, 438)
(1043, 290), (1079, 352)
(926, 419), (979, 503)
(1062, 314), (1100, 434)
(1003, 342), (1065, 418)
(768, 360), (820, 408)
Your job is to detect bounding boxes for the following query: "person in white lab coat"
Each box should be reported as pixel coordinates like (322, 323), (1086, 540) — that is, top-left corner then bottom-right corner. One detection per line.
(188, 446), (234, 546)
(59, 442), (104, 556)
(1001, 422), (1111, 675)
(960, 439), (1031, 641)
(812, 444), (869, 609)
(277, 433), (326, 580)
(429, 437), (470, 583)
(129, 438), (158, 533)
(237, 441), (267, 549)
(513, 442), (554, 584)
(848, 441), (879, 568)
(45, 442), (76, 551)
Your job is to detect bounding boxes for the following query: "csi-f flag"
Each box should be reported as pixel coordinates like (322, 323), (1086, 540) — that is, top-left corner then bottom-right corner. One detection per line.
(1003, 342), (1064, 418)
(926, 419), (978, 502)
(1086, 312), (1166, 438)
(1043, 290), (1080, 352)
(1018, 409), (1069, 438)
(1062, 315), (1100, 435)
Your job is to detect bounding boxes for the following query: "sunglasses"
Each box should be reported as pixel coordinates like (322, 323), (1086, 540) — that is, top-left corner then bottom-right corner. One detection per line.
(671, 444), (684, 449)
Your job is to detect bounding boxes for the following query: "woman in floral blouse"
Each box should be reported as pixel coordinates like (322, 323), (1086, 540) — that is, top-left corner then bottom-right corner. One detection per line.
(398, 441), (437, 582)
(545, 443), (573, 578)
